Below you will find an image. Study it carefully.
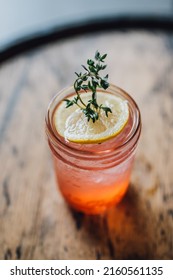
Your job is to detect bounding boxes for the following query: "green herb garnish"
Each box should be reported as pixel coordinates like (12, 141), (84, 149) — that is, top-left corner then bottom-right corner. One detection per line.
(64, 50), (112, 123)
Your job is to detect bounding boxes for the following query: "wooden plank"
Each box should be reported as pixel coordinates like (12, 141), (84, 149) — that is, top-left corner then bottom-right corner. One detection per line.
(0, 31), (173, 259)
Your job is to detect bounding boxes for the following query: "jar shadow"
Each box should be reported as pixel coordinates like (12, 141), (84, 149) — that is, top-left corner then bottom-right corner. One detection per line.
(69, 184), (155, 259)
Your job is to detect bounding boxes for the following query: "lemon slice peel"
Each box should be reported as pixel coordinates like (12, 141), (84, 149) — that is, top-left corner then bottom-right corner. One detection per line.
(54, 92), (129, 144)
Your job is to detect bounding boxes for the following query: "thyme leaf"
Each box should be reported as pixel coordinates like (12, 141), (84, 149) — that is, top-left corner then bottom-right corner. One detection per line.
(64, 51), (112, 122)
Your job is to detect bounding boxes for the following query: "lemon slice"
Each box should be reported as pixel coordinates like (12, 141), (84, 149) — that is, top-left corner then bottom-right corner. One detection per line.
(54, 92), (129, 144)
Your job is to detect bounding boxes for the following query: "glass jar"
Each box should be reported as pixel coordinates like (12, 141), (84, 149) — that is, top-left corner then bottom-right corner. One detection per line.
(45, 84), (141, 214)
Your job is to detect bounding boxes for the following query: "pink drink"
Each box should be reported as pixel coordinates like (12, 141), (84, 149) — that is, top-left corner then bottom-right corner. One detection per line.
(46, 84), (141, 214)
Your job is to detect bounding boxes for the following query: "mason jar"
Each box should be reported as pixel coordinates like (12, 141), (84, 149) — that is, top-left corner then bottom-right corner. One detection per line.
(45, 84), (141, 214)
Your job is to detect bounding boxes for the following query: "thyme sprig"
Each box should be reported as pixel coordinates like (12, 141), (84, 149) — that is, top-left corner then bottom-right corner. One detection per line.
(64, 51), (112, 123)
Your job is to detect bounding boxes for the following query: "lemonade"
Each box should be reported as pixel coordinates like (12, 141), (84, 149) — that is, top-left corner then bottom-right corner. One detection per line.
(45, 84), (141, 214)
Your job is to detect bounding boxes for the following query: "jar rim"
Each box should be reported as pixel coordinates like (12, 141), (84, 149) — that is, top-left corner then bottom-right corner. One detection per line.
(45, 84), (141, 157)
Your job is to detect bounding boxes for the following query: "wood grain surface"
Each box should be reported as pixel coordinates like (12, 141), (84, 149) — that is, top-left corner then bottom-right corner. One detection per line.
(0, 31), (173, 260)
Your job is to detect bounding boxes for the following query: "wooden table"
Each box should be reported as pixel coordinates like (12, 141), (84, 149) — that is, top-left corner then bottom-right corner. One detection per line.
(0, 30), (173, 260)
